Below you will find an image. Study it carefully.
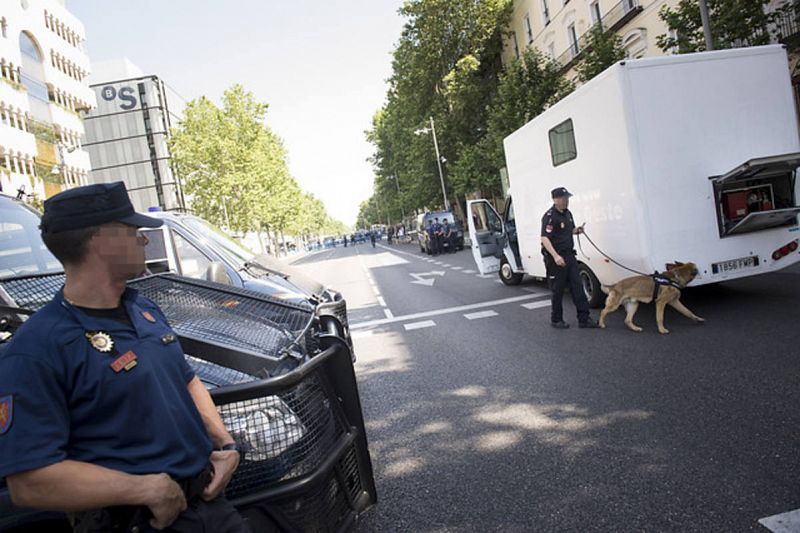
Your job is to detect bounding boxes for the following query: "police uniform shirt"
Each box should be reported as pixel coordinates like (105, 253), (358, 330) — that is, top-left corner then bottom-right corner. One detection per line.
(0, 288), (212, 480)
(541, 207), (576, 254)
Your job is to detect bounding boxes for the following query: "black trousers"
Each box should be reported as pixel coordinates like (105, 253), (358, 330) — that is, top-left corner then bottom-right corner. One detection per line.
(544, 253), (590, 323)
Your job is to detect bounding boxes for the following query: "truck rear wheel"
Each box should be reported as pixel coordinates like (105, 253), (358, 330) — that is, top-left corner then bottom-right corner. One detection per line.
(578, 263), (604, 308)
(500, 258), (523, 286)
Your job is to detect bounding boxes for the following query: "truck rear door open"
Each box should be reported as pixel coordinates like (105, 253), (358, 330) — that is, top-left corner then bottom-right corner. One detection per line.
(710, 152), (800, 237)
(466, 200), (504, 275)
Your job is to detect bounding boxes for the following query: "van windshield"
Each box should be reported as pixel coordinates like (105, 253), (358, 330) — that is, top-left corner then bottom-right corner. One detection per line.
(0, 198), (61, 279)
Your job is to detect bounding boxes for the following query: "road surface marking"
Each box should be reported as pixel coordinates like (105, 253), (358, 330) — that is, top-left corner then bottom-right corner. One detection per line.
(495, 280), (504, 284)
(351, 293), (548, 329)
(404, 320), (436, 331)
(759, 509), (800, 532)
(441, 263), (452, 267)
(409, 271), (446, 286)
(384, 309), (394, 319)
(464, 310), (498, 320)
(476, 274), (494, 279)
(377, 296), (386, 307)
(463, 269), (476, 274)
(521, 301), (551, 310)
(451, 266), (463, 270)
(352, 330), (374, 339)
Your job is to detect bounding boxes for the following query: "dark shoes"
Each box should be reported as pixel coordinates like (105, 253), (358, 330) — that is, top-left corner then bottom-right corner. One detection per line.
(579, 318), (600, 329)
(551, 321), (570, 329)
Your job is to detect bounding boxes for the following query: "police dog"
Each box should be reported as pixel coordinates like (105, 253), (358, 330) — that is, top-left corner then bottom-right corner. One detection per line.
(598, 262), (704, 334)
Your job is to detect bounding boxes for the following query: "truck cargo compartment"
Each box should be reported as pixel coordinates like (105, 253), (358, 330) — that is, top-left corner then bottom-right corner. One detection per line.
(711, 153), (800, 237)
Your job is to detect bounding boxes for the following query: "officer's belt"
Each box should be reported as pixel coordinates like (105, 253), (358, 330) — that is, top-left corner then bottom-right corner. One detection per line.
(69, 464), (213, 533)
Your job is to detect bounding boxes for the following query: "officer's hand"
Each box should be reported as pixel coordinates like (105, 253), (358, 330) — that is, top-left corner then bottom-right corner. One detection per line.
(576, 223), (586, 235)
(145, 473), (187, 530)
(202, 449), (240, 501)
(555, 254), (566, 267)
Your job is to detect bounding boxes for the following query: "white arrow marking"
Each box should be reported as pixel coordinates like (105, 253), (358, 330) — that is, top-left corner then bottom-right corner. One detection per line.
(409, 271), (446, 286)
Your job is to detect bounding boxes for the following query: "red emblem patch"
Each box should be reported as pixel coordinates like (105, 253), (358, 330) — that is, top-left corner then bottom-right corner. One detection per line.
(0, 395), (13, 435)
(545, 224), (553, 233)
(111, 351), (138, 373)
(142, 311), (156, 323)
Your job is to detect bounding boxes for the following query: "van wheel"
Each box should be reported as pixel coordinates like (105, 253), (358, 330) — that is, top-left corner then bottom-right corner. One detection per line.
(500, 258), (523, 286)
(578, 263), (604, 308)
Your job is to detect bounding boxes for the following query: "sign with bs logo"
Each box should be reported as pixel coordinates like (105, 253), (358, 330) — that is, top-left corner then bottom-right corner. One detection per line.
(100, 85), (139, 111)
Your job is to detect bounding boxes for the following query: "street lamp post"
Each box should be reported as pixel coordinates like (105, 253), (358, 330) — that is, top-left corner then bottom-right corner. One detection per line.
(414, 116), (450, 211)
(698, 0), (714, 51)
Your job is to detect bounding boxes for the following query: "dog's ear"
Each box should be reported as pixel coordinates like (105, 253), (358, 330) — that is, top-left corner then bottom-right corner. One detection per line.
(674, 261), (684, 266)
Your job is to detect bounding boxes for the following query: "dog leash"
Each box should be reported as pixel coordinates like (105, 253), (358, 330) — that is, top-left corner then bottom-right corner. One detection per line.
(577, 230), (652, 277)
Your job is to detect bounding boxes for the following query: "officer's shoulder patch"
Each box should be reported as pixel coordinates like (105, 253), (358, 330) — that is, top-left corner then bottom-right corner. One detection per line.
(0, 395), (13, 435)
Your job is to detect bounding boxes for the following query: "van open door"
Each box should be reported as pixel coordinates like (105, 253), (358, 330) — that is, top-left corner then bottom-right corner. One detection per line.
(711, 153), (800, 237)
(467, 200), (506, 275)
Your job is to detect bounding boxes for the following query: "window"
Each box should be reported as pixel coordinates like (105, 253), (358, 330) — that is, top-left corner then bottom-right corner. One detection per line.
(590, 1), (602, 26)
(568, 23), (580, 57)
(0, 199), (61, 279)
(511, 31), (520, 59)
(524, 14), (534, 43)
(548, 119), (577, 166)
(541, 0), (551, 26)
(623, 0), (637, 12)
(548, 42), (556, 59)
(172, 232), (213, 279)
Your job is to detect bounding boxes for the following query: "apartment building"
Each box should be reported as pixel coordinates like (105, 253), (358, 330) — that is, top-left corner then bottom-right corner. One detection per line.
(503, 0), (677, 81)
(0, 0), (95, 200)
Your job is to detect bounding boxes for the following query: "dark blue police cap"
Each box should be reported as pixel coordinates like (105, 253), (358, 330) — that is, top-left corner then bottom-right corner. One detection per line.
(551, 187), (573, 199)
(40, 182), (163, 233)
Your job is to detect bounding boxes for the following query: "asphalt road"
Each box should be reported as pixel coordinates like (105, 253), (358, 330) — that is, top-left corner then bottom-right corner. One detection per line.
(289, 241), (800, 532)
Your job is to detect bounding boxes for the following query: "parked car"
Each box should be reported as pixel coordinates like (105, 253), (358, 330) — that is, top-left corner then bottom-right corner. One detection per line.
(416, 210), (466, 254)
(0, 194), (376, 531)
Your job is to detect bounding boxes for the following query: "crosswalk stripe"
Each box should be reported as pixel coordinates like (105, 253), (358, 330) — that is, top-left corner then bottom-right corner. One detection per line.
(464, 310), (498, 320)
(521, 301), (551, 310)
(404, 320), (436, 331)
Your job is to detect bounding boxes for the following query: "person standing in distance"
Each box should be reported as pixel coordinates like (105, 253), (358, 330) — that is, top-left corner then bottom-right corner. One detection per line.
(0, 183), (251, 532)
(540, 187), (600, 329)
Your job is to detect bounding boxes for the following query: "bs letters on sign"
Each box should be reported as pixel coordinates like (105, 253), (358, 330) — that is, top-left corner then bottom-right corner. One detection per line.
(100, 85), (138, 111)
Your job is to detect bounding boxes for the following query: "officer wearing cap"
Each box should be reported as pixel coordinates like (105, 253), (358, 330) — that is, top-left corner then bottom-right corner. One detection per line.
(541, 187), (599, 329)
(0, 183), (251, 532)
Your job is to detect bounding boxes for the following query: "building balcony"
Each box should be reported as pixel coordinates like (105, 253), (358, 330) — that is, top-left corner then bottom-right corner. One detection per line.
(774, 9), (800, 46)
(554, 0), (643, 73)
(49, 102), (85, 135)
(0, 123), (37, 156)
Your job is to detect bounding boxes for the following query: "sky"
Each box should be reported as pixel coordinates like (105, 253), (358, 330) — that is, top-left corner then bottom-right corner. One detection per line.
(67, 0), (406, 226)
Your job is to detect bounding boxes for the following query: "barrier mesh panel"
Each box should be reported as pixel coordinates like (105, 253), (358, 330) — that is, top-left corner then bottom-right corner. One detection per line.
(129, 275), (315, 356)
(186, 355), (256, 388)
(0, 272), (64, 312)
(219, 371), (345, 500)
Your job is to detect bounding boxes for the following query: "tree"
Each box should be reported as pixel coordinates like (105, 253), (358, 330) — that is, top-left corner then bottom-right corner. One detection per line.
(576, 24), (627, 83)
(366, 0), (513, 214)
(656, 0), (778, 53)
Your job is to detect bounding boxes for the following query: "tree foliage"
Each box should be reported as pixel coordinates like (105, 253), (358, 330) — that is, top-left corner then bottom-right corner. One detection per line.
(169, 85), (344, 241)
(364, 0), (513, 225)
(656, 0), (779, 53)
(576, 24), (627, 83)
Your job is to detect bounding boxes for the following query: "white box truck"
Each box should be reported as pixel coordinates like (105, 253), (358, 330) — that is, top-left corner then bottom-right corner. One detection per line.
(467, 45), (800, 306)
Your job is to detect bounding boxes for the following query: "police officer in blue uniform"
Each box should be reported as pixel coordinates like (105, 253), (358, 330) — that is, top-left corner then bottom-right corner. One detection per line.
(541, 187), (600, 329)
(432, 217), (443, 256)
(0, 183), (251, 532)
(426, 220), (437, 255)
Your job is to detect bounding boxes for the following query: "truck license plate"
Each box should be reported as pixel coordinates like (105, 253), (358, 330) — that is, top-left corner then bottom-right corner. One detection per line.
(712, 256), (758, 274)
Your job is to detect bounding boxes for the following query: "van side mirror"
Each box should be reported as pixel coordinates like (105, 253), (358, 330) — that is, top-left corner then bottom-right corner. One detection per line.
(205, 262), (232, 285)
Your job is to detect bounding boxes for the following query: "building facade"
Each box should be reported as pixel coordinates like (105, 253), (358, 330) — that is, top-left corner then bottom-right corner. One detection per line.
(0, 0), (95, 200)
(503, 0), (678, 81)
(503, 0), (800, 85)
(83, 58), (186, 213)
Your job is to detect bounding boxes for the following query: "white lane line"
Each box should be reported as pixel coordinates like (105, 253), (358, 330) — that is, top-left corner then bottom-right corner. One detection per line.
(451, 266), (463, 270)
(522, 301), (551, 310)
(404, 320), (436, 331)
(759, 509), (800, 532)
(433, 261), (443, 265)
(476, 274), (494, 279)
(351, 293), (548, 329)
(377, 296), (387, 307)
(464, 310), (498, 320)
(463, 269), (476, 274)
(384, 309), (394, 319)
(441, 263), (452, 267)
(494, 280), (504, 284)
